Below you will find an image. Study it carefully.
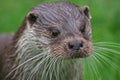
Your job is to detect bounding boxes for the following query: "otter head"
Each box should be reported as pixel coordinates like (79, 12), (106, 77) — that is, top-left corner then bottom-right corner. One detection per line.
(23, 2), (92, 59)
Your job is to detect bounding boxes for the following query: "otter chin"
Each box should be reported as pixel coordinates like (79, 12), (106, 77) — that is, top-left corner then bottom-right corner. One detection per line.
(0, 1), (92, 80)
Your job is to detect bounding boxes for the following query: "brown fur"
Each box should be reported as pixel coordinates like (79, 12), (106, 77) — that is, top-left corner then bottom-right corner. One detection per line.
(0, 1), (92, 80)
(0, 34), (13, 79)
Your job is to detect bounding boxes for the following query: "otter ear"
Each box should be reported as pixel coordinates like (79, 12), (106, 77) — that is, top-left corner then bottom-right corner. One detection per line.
(27, 12), (38, 25)
(81, 6), (91, 19)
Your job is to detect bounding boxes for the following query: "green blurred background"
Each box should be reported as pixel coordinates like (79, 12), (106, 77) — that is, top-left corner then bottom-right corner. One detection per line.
(0, 0), (120, 80)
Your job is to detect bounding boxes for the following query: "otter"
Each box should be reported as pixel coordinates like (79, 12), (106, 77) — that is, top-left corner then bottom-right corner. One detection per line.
(0, 1), (92, 80)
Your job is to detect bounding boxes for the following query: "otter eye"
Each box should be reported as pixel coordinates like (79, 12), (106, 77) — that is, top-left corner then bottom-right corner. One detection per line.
(51, 29), (60, 38)
(79, 25), (85, 33)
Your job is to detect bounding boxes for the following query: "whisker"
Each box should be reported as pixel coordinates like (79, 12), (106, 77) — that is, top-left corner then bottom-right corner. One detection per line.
(6, 51), (48, 78)
(93, 50), (120, 72)
(83, 41), (120, 80)
(93, 42), (120, 45)
(94, 46), (120, 55)
(49, 57), (59, 80)
(93, 42), (120, 48)
(84, 56), (98, 80)
(27, 54), (52, 80)
(41, 56), (56, 80)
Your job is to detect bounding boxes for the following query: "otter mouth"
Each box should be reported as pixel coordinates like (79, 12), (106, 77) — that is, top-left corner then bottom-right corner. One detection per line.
(66, 50), (91, 59)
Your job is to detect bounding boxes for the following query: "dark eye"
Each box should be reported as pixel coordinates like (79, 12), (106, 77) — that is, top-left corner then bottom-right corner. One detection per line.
(79, 25), (86, 33)
(51, 29), (60, 38)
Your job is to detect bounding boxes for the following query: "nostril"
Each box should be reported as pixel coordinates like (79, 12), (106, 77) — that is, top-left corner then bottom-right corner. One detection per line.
(79, 42), (83, 48)
(68, 42), (74, 49)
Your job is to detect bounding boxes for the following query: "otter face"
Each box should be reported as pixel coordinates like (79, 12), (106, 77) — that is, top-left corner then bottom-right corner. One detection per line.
(26, 2), (92, 58)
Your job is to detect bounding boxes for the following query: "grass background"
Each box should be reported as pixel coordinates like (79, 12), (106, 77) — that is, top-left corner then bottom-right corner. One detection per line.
(0, 0), (120, 80)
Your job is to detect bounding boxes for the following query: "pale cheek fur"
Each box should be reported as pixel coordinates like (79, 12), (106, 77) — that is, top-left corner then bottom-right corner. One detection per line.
(38, 36), (50, 45)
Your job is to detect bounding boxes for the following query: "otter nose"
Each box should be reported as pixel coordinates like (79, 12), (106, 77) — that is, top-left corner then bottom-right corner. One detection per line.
(68, 41), (84, 50)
